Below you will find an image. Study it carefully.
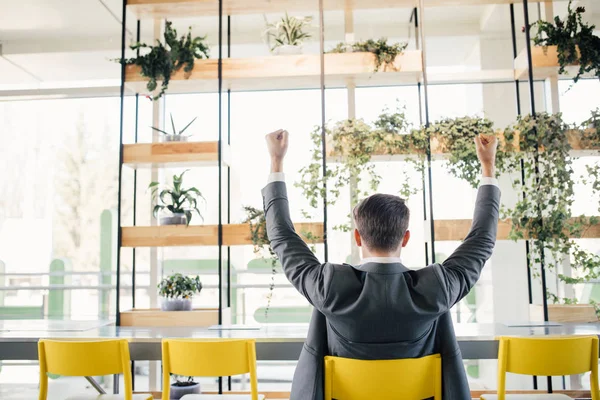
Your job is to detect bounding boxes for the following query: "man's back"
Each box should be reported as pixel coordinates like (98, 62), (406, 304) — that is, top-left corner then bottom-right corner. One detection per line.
(262, 129), (500, 400)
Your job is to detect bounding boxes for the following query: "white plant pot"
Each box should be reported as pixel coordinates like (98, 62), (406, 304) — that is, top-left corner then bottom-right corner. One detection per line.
(163, 135), (188, 142)
(160, 213), (187, 226)
(161, 298), (193, 311)
(274, 45), (303, 55)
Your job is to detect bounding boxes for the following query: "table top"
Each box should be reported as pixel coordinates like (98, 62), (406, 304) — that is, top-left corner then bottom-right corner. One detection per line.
(1, 321), (600, 343)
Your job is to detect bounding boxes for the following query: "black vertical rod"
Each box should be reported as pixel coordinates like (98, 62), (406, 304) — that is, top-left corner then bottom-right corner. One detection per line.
(130, 18), (141, 392)
(510, 3), (534, 306)
(132, 19), (141, 310)
(115, 0), (127, 328)
(319, 0), (328, 262)
(417, 0), (435, 263)
(218, 0), (224, 394)
(413, 7), (429, 266)
(523, 0), (551, 392)
(227, 14), (232, 394)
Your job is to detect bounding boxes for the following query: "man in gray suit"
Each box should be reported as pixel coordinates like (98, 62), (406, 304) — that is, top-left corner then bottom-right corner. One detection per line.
(262, 129), (500, 400)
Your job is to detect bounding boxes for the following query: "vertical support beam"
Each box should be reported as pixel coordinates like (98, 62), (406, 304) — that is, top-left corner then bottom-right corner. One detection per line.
(544, 1), (560, 114)
(344, 2), (354, 44)
(218, 0), (224, 394)
(319, 0), (329, 262)
(115, 0), (128, 328)
(100, 209), (116, 320)
(132, 19), (141, 311)
(418, 0), (435, 264)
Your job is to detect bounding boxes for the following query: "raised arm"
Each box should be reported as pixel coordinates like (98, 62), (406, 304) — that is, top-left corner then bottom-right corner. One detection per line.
(261, 130), (331, 308)
(433, 135), (501, 308)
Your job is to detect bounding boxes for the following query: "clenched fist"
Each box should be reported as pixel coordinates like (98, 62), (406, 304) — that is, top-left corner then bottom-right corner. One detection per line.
(265, 129), (289, 173)
(474, 134), (498, 178)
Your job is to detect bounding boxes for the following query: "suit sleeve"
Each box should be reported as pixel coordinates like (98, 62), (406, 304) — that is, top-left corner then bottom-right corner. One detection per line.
(262, 181), (331, 308)
(432, 184), (500, 308)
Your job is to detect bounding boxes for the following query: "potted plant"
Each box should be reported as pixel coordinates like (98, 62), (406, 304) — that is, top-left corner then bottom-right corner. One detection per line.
(170, 375), (201, 399)
(265, 13), (312, 55)
(149, 170), (204, 226)
(328, 38), (408, 72)
(151, 113), (197, 142)
(158, 273), (202, 311)
(529, 0), (600, 83)
(117, 21), (210, 100)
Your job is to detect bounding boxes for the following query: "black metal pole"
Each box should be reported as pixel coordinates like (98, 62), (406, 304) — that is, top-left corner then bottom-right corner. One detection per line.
(523, 0), (551, 392)
(115, 0), (127, 329)
(319, 0), (328, 262)
(226, 13), (232, 394)
(218, 0), (224, 394)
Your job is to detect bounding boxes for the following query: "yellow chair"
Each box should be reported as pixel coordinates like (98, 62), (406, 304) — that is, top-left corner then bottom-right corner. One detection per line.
(161, 339), (264, 400)
(324, 354), (442, 400)
(38, 339), (152, 400)
(481, 336), (600, 400)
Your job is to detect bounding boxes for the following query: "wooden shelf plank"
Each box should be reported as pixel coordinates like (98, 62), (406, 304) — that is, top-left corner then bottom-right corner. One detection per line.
(326, 129), (599, 162)
(121, 222), (324, 247)
(514, 45), (590, 80)
(435, 218), (600, 241)
(128, 0), (567, 18)
(125, 52), (422, 94)
(123, 141), (230, 168)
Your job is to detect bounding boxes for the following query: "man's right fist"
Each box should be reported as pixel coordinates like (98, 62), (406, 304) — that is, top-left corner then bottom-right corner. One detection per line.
(265, 129), (289, 161)
(475, 134), (498, 178)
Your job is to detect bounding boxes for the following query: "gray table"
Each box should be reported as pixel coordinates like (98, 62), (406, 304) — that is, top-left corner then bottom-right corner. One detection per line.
(1, 320), (600, 362)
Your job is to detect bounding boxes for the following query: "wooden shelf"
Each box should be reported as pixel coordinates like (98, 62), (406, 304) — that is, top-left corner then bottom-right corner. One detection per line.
(435, 218), (600, 241)
(326, 129), (598, 162)
(128, 0), (568, 18)
(123, 141), (230, 168)
(121, 222), (324, 247)
(514, 45), (589, 80)
(125, 52), (422, 94)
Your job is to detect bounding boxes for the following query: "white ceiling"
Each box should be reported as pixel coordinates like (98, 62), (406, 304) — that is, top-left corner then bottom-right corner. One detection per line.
(0, 0), (597, 95)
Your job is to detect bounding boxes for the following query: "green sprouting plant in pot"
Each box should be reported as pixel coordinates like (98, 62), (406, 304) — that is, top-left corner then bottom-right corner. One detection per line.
(530, 0), (600, 83)
(265, 13), (313, 55)
(151, 113), (197, 142)
(158, 273), (202, 311)
(117, 21), (210, 100)
(170, 375), (201, 399)
(329, 38), (408, 72)
(149, 170), (204, 226)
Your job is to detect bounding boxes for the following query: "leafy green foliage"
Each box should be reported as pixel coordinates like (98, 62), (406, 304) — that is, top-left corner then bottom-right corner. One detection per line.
(151, 113), (197, 137)
(530, 0), (600, 82)
(158, 273), (202, 299)
(265, 13), (312, 51)
(118, 21), (210, 100)
(329, 38), (408, 72)
(149, 170), (204, 225)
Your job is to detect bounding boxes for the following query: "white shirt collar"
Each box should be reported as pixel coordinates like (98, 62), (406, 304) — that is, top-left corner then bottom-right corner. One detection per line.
(360, 256), (402, 264)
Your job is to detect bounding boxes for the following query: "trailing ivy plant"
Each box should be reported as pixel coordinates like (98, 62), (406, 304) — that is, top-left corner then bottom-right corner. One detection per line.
(502, 112), (600, 307)
(329, 38), (408, 72)
(530, 0), (600, 82)
(118, 21), (210, 100)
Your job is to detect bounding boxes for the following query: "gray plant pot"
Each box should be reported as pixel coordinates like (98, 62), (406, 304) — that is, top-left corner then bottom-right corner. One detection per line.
(161, 298), (193, 311)
(163, 135), (188, 142)
(170, 382), (201, 399)
(160, 213), (187, 226)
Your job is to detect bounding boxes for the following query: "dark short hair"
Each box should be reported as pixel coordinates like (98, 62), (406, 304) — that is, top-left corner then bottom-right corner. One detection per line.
(353, 194), (410, 252)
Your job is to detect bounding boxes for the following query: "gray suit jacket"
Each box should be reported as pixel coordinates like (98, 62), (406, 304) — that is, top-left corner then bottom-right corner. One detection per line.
(262, 181), (500, 400)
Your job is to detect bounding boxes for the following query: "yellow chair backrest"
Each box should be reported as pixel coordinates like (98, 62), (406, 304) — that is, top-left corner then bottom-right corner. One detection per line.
(496, 335), (600, 400)
(161, 339), (259, 400)
(38, 339), (133, 400)
(324, 354), (442, 400)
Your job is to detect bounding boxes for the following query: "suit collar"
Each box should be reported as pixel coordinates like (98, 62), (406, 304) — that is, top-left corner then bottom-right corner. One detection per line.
(352, 261), (410, 274)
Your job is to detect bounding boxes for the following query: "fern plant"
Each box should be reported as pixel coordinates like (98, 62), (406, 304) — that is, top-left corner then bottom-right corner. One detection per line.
(149, 170), (204, 225)
(265, 13), (312, 52)
(118, 21), (210, 100)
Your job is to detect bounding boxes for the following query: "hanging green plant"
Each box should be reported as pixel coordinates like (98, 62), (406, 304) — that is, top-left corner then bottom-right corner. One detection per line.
(530, 0), (600, 82)
(502, 112), (600, 307)
(328, 38), (408, 72)
(118, 21), (210, 100)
